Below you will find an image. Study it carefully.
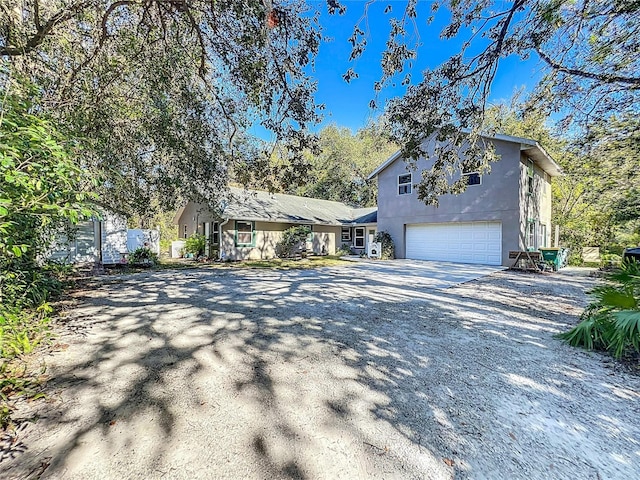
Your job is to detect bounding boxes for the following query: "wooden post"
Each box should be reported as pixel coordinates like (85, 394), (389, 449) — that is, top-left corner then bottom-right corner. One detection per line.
(554, 225), (560, 247)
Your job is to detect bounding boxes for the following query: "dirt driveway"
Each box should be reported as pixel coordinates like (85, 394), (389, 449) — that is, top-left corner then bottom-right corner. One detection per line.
(2, 265), (639, 479)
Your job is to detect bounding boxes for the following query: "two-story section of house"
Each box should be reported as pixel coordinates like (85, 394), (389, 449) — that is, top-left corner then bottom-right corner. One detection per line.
(368, 133), (562, 266)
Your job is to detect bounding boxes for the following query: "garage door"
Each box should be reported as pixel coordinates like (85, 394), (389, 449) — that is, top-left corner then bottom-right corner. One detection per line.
(406, 222), (502, 265)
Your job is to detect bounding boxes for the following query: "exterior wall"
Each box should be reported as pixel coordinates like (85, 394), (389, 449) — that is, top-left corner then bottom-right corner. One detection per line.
(176, 206), (342, 260)
(177, 202), (217, 239)
(519, 156), (553, 250)
(48, 220), (101, 264)
(48, 211), (126, 265)
(220, 221), (340, 261)
(339, 225), (378, 255)
(376, 138), (523, 266)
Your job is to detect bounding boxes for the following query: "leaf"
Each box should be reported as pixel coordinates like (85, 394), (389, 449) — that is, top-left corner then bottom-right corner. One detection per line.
(600, 289), (637, 310)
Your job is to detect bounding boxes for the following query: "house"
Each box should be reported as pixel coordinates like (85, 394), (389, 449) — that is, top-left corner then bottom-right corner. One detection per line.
(177, 132), (559, 266)
(173, 188), (377, 260)
(367, 133), (562, 266)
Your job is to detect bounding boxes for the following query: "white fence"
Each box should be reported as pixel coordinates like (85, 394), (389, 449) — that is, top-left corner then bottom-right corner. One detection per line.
(127, 229), (160, 255)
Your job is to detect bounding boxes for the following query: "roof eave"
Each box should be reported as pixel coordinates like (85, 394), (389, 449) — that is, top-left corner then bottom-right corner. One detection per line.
(172, 204), (187, 224)
(367, 150), (403, 180)
(520, 142), (563, 177)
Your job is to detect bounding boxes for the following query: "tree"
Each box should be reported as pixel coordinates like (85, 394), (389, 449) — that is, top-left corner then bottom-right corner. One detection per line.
(345, 0), (640, 205)
(1, 0), (323, 217)
(0, 73), (95, 310)
(277, 124), (396, 207)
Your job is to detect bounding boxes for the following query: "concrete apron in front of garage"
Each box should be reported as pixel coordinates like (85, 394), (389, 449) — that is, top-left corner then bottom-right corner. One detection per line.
(339, 257), (506, 289)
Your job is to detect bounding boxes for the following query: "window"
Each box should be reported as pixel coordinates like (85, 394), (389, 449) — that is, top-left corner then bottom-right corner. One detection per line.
(183, 225), (187, 239)
(235, 220), (255, 247)
(341, 227), (351, 241)
(354, 227), (365, 248)
(212, 222), (220, 244)
(398, 173), (412, 195)
(539, 224), (547, 248)
(527, 158), (534, 194)
(463, 172), (482, 186)
(527, 221), (536, 250)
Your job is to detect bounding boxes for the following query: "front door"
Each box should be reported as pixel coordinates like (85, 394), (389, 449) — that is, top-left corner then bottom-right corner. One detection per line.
(204, 222), (211, 256)
(368, 228), (376, 246)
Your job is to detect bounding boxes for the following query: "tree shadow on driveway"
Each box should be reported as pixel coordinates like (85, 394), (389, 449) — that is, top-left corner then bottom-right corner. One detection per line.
(3, 267), (639, 480)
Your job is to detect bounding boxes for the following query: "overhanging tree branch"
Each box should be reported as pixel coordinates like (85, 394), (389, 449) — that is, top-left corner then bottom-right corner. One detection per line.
(536, 47), (640, 87)
(0, 1), (95, 56)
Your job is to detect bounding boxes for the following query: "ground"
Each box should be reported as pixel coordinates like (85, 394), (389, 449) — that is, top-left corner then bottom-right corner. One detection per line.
(2, 262), (639, 479)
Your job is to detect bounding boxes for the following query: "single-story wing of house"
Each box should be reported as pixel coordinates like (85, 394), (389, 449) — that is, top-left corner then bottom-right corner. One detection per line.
(173, 188), (378, 261)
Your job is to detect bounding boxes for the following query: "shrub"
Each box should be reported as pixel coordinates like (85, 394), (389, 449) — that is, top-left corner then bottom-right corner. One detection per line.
(600, 253), (622, 268)
(128, 247), (159, 266)
(184, 233), (206, 257)
(337, 243), (352, 256)
(275, 226), (311, 259)
(373, 231), (395, 259)
(558, 260), (640, 358)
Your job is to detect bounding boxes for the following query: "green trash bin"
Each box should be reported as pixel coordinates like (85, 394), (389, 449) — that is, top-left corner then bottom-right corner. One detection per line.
(539, 248), (561, 271)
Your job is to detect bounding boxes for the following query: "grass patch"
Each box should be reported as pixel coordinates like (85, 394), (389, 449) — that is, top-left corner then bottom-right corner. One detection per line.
(227, 255), (350, 270)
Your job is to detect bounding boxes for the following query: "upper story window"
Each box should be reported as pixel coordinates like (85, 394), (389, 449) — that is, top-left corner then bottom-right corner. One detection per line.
(398, 173), (412, 195)
(463, 172), (482, 186)
(183, 225), (187, 239)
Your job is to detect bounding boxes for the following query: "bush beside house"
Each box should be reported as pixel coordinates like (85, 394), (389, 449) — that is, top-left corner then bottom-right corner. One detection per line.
(275, 226), (311, 259)
(374, 231), (395, 260)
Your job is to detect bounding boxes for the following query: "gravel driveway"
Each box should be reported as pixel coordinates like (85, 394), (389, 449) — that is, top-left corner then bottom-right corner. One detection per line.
(2, 264), (639, 479)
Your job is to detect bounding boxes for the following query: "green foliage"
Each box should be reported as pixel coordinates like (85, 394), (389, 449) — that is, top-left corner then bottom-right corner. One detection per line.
(484, 98), (640, 261)
(0, 306), (49, 358)
(337, 244), (353, 256)
(251, 123), (397, 207)
(0, 77), (96, 265)
(292, 124), (396, 207)
(558, 260), (640, 358)
(0, 78), (92, 307)
(128, 247), (159, 266)
(1, 0), (324, 218)
(364, 1), (640, 205)
(374, 231), (395, 260)
(553, 114), (640, 255)
(184, 233), (206, 257)
(275, 226), (311, 259)
(0, 76), (90, 426)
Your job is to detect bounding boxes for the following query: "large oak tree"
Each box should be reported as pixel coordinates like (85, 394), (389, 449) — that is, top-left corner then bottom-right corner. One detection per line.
(1, 0), (323, 216)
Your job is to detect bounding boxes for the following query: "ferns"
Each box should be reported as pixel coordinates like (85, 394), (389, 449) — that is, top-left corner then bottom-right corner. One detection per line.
(558, 260), (640, 358)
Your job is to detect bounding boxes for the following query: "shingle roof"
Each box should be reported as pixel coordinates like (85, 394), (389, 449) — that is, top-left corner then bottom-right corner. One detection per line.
(222, 188), (377, 226)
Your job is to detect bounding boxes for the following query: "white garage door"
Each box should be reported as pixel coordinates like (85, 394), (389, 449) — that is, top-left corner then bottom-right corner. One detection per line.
(406, 222), (502, 265)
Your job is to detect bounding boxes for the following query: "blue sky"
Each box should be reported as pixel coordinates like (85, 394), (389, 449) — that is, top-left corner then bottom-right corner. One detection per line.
(307, 1), (544, 132)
